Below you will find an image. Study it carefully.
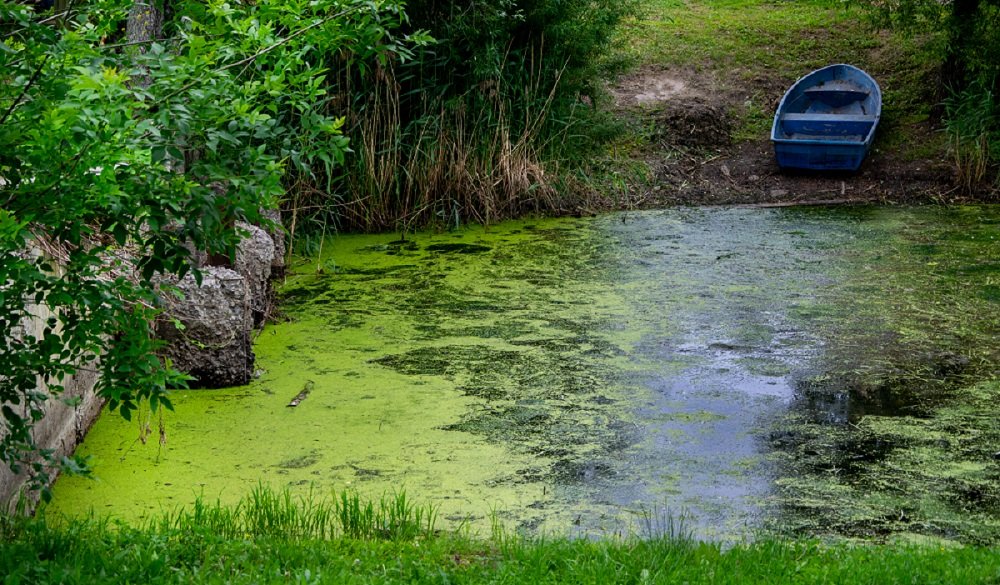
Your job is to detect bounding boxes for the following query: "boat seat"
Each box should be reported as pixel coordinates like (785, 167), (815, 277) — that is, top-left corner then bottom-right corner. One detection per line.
(782, 114), (876, 122)
(780, 113), (877, 137)
(804, 82), (869, 107)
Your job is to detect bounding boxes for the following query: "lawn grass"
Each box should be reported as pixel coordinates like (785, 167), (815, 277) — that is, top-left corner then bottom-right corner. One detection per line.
(623, 0), (869, 74)
(2, 489), (999, 584)
(612, 0), (946, 150)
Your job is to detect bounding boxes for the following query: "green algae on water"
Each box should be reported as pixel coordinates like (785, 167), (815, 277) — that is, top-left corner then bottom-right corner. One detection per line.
(48, 219), (644, 535)
(765, 205), (1000, 544)
(47, 206), (1000, 543)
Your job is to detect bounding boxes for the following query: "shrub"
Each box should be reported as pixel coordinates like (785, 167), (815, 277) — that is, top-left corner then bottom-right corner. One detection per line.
(944, 80), (998, 193)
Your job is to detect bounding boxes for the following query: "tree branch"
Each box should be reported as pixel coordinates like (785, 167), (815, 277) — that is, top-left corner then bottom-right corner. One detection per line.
(0, 53), (50, 127)
(160, 8), (360, 102)
(218, 9), (354, 72)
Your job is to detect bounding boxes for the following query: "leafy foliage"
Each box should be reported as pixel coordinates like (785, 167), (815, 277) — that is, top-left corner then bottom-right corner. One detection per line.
(856, 0), (1000, 189)
(0, 0), (406, 498)
(402, 0), (633, 99)
(859, 0), (1000, 79)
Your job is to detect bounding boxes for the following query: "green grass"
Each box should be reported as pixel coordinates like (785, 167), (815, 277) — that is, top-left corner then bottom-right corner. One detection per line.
(623, 0), (868, 74)
(611, 0), (947, 154)
(3, 488), (999, 584)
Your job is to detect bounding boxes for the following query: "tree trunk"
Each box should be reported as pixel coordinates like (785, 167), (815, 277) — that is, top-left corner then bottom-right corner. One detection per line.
(127, 1), (185, 171)
(126, 1), (163, 89)
(943, 0), (980, 90)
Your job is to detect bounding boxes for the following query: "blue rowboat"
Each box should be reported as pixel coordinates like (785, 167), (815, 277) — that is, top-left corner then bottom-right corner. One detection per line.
(771, 64), (882, 171)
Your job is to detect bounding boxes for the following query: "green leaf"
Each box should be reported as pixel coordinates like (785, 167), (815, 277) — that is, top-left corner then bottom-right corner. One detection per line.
(112, 222), (128, 245)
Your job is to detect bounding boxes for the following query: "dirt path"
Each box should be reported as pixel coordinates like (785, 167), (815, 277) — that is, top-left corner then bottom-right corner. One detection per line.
(610, 67), (959, 207)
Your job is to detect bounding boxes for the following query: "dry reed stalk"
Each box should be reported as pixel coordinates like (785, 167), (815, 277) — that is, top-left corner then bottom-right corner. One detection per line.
(297, 43), (570, 232)
(953, 132), (991, 193)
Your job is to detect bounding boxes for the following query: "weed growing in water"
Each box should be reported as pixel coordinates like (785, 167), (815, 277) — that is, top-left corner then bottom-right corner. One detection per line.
(151, 485), (436, 541)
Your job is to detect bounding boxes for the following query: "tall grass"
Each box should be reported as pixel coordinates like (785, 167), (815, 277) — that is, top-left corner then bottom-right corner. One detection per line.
(152, 485), (436, 541)
(294, 58), (570, 238)
(3, 489), (1000, 584)
(279, 0), (636, 242)
(944, 80), (998, 194)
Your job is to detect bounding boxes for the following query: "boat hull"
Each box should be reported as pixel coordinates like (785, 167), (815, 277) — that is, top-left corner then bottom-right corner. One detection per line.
(773, 138), (869, 172)
(771, 64), (882, 171)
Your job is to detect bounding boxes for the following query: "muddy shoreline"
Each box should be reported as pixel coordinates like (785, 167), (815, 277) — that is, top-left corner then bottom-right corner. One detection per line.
(607, 66), (988, 210)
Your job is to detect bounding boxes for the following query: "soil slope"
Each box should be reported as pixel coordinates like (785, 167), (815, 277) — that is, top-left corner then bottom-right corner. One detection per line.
(611, 67), (957, 207)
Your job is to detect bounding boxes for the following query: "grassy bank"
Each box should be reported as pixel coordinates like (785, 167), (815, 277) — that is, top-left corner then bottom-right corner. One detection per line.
(590, 0), (956, 205)
(629, 0), (941, 139)
(3, 490), (999, 584)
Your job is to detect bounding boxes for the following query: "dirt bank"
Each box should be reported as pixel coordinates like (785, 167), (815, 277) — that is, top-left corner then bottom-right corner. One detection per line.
(610, 66), (964, 207)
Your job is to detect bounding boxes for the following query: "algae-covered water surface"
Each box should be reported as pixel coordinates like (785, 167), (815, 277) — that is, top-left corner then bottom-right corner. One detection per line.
(49, 206), (1000, 543)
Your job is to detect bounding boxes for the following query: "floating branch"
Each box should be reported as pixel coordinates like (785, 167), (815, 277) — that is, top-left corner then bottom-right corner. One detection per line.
(287, 380), (314, 407)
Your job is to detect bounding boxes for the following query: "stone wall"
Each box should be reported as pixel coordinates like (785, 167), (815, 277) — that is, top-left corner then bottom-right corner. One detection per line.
(0, 377), (104, 513)
(156, 219), (283, 388)
(1, 214), (285, 511)
(0, 297), (104, 512)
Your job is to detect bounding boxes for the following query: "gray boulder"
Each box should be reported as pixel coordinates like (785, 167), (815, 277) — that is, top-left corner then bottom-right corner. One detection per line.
(260, 209), (286, 273)
(157, 267), (253, 388)
(235, 221), (275, 326)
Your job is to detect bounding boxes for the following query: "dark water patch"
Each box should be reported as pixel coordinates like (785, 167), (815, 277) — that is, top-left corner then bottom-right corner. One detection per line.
(434, 319), (538, 340)
(443, 404), (552, 439)
(372, 346), (524, 378)
(279, 281), (329, 302)
(794, 376), (926, 423)
(509, 336), (626, 358)
(792, 347), (975, 424)
(769, 380), (1000, 544)
(551, 460), (618, 484)
(425, 243), (492, 254)
(413, 322), (508, 340)
(349, 464), (384, 479)
(774, 423), (901, 476)
(276, 451), (320, 469)
(336, 264), (420, 277)
(360, 240), (420, 253)
(707, 342), (752, 351)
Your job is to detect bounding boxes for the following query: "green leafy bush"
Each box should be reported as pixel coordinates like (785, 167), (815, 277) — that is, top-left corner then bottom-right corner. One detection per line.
(856, 0), (1000, 190)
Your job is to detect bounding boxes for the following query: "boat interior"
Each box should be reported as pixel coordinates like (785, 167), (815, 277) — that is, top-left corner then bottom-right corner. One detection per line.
(776, 72), (879, 142)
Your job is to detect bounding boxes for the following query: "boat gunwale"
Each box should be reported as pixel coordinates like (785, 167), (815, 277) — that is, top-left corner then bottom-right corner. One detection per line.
(770, 63), (882, 149)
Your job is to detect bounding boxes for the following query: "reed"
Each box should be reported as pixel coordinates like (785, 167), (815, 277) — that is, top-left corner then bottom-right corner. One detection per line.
(296, 53), (568, 237)
(944, 80), (998, 194)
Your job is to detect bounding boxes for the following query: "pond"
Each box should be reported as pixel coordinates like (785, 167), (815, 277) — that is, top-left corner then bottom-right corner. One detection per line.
(49, 206), (1000, 544)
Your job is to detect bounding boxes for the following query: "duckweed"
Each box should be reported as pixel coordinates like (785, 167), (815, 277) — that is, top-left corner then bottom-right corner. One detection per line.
(48, 207), (1000, 543)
